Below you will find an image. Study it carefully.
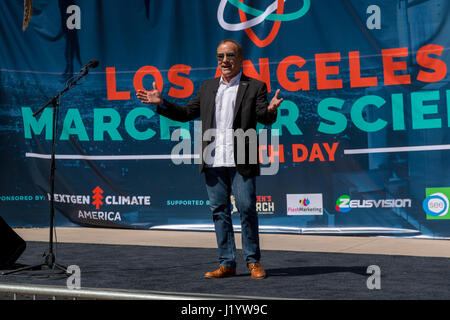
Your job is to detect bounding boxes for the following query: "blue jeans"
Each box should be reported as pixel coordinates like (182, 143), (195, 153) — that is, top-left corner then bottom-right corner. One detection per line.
(204, 167), (260, 269)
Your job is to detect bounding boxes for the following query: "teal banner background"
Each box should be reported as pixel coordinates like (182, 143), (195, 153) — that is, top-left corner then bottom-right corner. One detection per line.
(1, 0), (449, 238)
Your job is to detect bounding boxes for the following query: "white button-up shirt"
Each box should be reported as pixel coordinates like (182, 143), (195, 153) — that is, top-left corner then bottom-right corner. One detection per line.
(208, 72), (241, 167)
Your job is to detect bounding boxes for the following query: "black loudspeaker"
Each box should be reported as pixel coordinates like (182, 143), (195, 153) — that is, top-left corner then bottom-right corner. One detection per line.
(0, 217), (26, 268)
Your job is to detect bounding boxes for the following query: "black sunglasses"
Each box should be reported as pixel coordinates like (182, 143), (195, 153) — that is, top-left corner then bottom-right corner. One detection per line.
(216, 52), (237, 60)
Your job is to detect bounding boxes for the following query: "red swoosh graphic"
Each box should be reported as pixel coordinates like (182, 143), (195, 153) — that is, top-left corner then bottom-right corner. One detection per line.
(238, 0), (285, 47)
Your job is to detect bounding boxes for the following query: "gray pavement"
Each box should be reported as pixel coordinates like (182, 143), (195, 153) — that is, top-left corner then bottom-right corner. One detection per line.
(13, 227), (450, 258)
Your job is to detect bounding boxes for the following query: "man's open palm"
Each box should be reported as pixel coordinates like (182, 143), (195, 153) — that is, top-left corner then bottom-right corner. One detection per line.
(137, 82), (162, 106)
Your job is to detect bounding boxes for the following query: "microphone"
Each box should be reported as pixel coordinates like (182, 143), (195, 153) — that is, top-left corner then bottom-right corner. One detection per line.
(81, 59), (99, 71)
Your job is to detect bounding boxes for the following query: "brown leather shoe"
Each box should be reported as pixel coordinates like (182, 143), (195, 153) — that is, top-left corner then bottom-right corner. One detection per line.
(248, 262), (266, 279)
(204, 265), (236, 278)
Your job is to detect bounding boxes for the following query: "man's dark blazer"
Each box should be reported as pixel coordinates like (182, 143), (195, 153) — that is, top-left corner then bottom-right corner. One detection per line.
(156, 74), (277, 177)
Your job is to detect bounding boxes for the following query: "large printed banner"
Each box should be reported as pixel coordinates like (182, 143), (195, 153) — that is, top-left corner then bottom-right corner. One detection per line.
(1, 0), (450, 238)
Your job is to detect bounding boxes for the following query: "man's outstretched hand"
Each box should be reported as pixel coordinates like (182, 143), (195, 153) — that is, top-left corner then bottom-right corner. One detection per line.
(268, 89), (283, 113)
(136, 82), (162, 106)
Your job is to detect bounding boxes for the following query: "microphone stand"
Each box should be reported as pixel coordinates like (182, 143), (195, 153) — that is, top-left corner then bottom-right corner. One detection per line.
(1, 68), (92, 276)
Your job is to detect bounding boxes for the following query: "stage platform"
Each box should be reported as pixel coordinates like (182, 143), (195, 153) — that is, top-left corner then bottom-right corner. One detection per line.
(0, 228), (449, 300)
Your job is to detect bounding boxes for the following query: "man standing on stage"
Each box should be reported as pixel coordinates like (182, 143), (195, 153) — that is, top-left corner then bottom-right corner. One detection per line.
(137, 39), (283, 279)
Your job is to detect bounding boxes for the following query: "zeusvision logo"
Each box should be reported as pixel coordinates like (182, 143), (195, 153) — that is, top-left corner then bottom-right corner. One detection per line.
(218, 0), (311, 47)
(336, 195), (412, 213)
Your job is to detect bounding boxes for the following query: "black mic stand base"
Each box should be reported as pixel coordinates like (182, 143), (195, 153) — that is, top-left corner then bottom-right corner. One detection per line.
(1, 253), (68, 276)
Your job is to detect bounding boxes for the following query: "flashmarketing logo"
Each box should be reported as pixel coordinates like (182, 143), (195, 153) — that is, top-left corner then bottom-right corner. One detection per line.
(286, 194), (323, 215)
(335, 195), (412, 213)
(423, 188), (450, 220)
(218, 0), (311, 47)
(299, 198), (310, 206)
